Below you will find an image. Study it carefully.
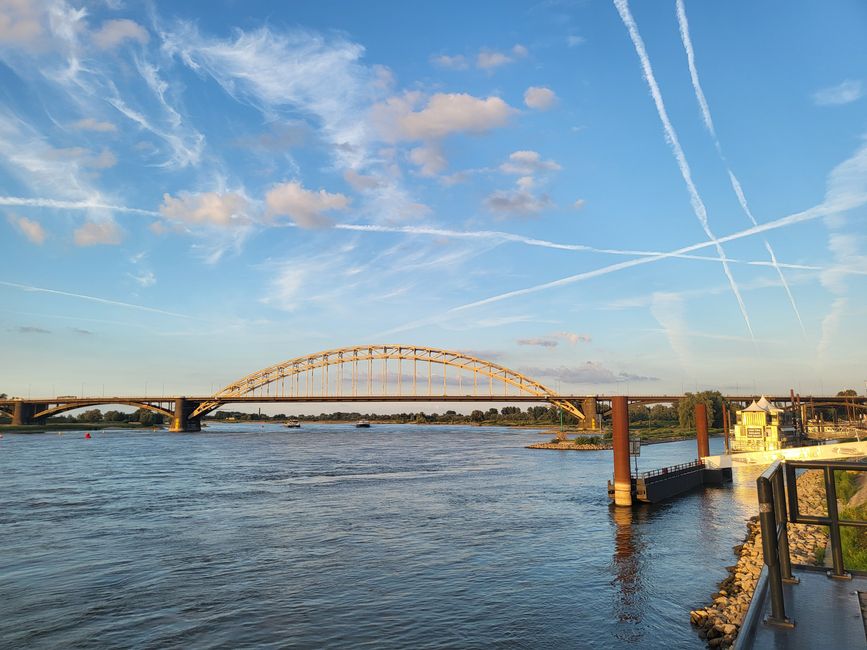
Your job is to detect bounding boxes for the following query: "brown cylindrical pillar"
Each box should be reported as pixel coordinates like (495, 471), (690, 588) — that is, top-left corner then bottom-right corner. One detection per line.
(695, 402), (710, 458)
(11, 401), (24, 426)
(612, 396), (632, 506)
(723, 405), (730, 454)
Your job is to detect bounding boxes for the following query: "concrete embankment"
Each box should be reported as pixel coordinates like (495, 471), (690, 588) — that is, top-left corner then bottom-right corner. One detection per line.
(690, 471), (828, 648)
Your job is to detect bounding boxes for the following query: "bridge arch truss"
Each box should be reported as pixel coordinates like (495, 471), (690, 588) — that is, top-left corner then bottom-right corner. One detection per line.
(192, 344), (585, 420)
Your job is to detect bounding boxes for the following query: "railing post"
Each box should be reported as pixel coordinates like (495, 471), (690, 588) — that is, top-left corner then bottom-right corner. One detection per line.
(757, 472), (794, 627)
(823, 466), (852, 580)
(773, 468), (797, 584)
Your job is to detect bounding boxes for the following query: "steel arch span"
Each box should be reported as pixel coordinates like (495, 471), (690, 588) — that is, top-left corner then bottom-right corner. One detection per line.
(191, 344), (585, 420)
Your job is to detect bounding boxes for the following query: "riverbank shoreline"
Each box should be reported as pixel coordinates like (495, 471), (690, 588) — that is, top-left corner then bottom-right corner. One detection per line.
(525, 441), (612, 451)
(690, 471), (828, 648)
(0, 422), (157, 433)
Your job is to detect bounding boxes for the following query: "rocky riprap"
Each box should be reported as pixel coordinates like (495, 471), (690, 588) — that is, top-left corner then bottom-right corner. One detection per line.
(525, 441), (611, 451)
(690, 471), (829, 648)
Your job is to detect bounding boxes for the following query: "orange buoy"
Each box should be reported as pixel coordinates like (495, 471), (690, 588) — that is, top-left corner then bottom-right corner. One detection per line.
(84, 432), (92, 439)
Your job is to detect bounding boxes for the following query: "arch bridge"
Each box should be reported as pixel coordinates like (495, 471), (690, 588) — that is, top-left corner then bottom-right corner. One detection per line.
(0, 345), (596, 433)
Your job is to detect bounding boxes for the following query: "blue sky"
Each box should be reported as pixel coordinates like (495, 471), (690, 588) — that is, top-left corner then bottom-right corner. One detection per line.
(1, 0), (865, 403)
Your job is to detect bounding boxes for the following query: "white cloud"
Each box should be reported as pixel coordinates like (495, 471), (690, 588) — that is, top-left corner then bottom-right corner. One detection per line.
(8, 213), (46, 244)
(524, 86), (557, 110)
(0, 0), (46, 49)
(650, 291), (691, 371)
(92, 19), (149, 50)
(813, 80), (863, 106)
(431, 54), (468, 70)
(71, 118), (117, 133)
(73, 220), (123, 246)
(374, 92), (516, 142)
(265, 181), (349, 228)
(344, 169), (383, 190)
(88, 148), (116, 169)
(555, 331), (591, 345)
(573, 199), (586, 210)
(500, 150), (561, 175)
(484, 188), (552, 217)
(522, 363), (658, 384)
(409, 144), (447, 176)
(159, 191), (250, 228)
(567, 35), (585, 47)
(477, 50), (511, 69)
(517, 331), (590, 347)
(517, 337), (558, 347)
(476, 44), (527, 70)
(128, 270), (156, 287)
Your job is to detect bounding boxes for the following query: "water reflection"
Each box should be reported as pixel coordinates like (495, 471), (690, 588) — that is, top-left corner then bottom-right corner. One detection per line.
(609, 505), (649, 644)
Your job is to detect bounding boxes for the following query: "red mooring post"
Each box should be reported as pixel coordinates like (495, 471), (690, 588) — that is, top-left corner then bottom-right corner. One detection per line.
(612, 396), (632, 507)
(695, 402), (710, 459)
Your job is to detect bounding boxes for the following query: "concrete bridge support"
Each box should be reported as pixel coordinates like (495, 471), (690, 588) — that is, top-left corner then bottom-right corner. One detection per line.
(170, 397), (202, 432)
(581, 397), (598, 430)
(695, 402), (710, 458)
(10, 402), (47, 426)
(612, 396), (632, 507)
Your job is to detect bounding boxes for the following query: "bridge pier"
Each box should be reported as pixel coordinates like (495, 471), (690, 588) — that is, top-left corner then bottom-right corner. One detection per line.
(11, 401), (47, 426)
(581, 397), (598, 429)
(695, 403), (710, 458)
(170, 398), (202, 432)
(612, 396), (632, 507)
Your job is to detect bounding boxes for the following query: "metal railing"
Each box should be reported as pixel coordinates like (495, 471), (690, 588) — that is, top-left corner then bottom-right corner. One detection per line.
(756, 458), (867, 628)
(636, 459), (704, 480)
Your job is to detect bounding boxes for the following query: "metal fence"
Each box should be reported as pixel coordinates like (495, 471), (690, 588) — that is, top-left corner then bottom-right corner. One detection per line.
(757, 459), (867, 626)
(635, 459), (704, 481)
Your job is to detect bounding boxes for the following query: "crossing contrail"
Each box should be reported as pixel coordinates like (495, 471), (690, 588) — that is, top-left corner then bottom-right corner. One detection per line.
(381, 200), (852, 335)
(614, 0), (754, 339)
(0, 280), (194, 319)
(336, 222), (822, 271)
(0, 196), (161, 216)
(675, 0), (806, 336)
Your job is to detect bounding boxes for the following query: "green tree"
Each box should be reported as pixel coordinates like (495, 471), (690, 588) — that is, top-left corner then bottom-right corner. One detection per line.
(470, 409), (485, 422)
(678, 392), (723, 430)
(838, 389), (858, 396)
(103, 410), (128, 422)
(78, 408), (103, 422)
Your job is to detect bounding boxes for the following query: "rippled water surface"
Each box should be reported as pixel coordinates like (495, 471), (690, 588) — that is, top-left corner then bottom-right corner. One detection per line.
(0, 424), (760, 648)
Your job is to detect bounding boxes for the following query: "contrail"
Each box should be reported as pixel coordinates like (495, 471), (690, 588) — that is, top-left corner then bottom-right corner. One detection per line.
(381, 200), (852, 335)
(336, 222), (822, 271)
(676, 0), (806, 336)
(614, 0), (754, 338)
(0, 280), (195, 319)
(0, 196), (161, 216)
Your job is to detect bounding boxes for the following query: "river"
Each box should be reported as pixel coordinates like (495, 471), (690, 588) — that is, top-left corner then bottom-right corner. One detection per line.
(0, 424), (761, 648)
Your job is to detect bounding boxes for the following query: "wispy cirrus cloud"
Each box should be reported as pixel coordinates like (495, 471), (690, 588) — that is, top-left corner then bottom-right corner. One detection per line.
(522, 363), (658, 384)
(517, 332), (590, 347)
(813, 80), (863, 106)
(10, 325), (51, 335)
